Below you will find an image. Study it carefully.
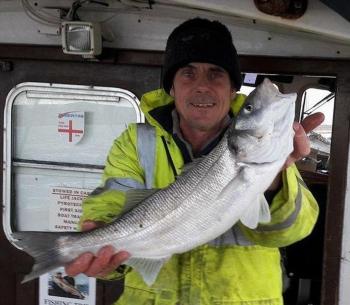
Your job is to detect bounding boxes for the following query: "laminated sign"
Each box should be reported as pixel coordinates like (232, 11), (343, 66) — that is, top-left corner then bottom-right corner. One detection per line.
(58, 111), (85, 144)
(49, 186), (92, 232)
(42, 187), (96, 305)
(40, 266), (96, 305)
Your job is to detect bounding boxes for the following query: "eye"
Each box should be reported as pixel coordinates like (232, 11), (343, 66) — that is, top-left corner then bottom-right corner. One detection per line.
(209, 70), (225, 80)
(180, 67), (195, 79)
(244, 104), (253, 112)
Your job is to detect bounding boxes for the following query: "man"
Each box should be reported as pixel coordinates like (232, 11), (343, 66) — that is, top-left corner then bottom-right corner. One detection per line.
(65, 18), (323, 304)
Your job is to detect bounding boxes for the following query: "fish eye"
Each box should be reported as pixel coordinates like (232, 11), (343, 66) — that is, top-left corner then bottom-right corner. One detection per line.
(244, 104), (253, 112)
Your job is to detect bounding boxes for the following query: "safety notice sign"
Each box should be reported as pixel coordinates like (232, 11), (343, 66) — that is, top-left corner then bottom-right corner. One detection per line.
(49, 186), (92, 232)
(43, 186), (96, 305)
(40, 267), (96, 305)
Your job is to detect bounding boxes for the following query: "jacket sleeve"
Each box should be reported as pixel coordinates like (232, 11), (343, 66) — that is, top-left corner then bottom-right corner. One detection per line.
(240, 164), (319, 247)
(78, 124), (143, 280)
(80, 123), (144, 225)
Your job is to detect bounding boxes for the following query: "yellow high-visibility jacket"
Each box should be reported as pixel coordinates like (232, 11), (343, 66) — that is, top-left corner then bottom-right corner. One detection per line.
(81, 89), (319, 305)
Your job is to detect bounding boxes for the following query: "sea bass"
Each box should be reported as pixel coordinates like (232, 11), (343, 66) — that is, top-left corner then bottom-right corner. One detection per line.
(12, 78), (296, 285)
(52, 274), (85, 299)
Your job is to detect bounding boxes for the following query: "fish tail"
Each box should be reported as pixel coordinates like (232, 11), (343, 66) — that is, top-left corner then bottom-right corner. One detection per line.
(12, 231), (69, 283)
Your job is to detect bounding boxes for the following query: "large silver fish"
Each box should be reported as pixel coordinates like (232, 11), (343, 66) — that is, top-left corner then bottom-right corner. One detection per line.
(12, 78), (296, 285)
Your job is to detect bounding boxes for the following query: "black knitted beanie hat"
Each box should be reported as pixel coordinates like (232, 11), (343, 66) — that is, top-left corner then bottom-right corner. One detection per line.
(163, 17), (242, 94)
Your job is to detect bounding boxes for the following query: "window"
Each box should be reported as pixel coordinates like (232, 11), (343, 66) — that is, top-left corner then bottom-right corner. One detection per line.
(301, 87), (334, 141)
(299, 87), (334, 172)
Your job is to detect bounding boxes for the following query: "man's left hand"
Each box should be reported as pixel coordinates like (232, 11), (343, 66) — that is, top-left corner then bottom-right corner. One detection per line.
(284, 112), (325, 168)
(268, 112), (325, 191)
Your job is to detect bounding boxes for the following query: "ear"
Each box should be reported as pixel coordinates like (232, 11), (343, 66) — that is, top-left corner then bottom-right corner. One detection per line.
(170, 85), (175, 97)
(231, 89), (237, 100)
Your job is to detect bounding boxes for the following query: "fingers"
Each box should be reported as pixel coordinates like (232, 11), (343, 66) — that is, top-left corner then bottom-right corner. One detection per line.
(283, 112), (325, 169)
(95, 250), (130, 277)
(81, 220), (105, 231)
(65, 252), (95, 276)
(292, 121), (310, 159)
(300, 112), (325, 134)
(85, 247), (129, 277)
(65, 246), (130, 277)
(292, 112), (325, 161)
(284, 122), (310, 169)
(65, 220), (130, 277)
(83, 246), (115, 276)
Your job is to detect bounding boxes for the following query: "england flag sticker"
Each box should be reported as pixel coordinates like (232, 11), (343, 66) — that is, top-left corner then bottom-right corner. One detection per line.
(58, 111), (85, 144)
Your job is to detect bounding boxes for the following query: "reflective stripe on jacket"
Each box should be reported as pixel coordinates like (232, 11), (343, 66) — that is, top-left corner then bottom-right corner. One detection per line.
(80, 89), (319, 305)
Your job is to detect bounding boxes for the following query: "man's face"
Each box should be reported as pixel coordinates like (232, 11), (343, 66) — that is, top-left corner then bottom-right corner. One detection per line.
(170, 62), (236, 134)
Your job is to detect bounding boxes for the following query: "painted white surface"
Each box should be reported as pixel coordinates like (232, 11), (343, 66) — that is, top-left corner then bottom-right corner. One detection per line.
(12, 89), (139, 164)
(146, 0), (350, 42)
(0, 0), (350, 58)
(14, 166), (101, 231)
(3, 83), (143, 236)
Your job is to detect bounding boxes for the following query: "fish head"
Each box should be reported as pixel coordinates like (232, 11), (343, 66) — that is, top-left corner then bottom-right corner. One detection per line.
(228, 78), (296, 163)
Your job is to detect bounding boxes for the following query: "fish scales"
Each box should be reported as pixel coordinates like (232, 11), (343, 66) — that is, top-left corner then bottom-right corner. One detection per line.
(65, 137), (236, 258)
(122, 147), (239, 256)
(12, 78), (297, 285)
(109, 143), (231, 243)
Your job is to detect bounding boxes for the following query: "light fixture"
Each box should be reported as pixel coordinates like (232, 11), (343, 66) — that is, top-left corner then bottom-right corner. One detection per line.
(61, 21), (102, 57)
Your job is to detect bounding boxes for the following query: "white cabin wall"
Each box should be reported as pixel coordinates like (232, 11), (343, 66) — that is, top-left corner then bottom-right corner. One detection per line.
(1, 0), (350, 58)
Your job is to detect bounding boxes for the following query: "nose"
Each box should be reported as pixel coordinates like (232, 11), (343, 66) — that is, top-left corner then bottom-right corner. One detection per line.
(195, 73), (211, 93)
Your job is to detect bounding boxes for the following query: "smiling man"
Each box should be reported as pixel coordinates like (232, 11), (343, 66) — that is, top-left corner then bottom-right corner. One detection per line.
(65, 18), (323, 305)
(171, 63), (234, 153)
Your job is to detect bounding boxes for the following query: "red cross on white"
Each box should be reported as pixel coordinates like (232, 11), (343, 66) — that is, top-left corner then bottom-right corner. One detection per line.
(58, 120), (83, 142)
(58, 111), (85, 144)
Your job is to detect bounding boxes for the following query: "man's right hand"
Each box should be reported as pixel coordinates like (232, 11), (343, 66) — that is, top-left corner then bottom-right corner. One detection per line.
(65, 220), (130, 278)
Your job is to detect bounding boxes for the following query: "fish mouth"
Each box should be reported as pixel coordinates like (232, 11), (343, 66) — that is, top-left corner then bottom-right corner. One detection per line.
(242, 130), (265, 139)
(231, 127), (261, 138)
(228, 131), (262, 151)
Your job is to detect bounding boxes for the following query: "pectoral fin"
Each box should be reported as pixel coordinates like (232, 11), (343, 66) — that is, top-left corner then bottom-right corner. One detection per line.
(240, 195), (271, 229)
(125, 256), (170, 286)
(258, 194), (271, 223)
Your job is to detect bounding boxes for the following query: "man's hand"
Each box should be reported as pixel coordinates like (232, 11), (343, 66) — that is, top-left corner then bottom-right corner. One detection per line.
(65, 220), (130, 278)
(268, 112), (325, 191)
(284, 112), (325, 168)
